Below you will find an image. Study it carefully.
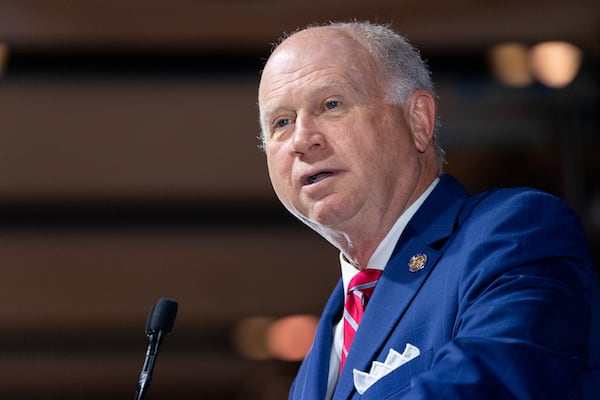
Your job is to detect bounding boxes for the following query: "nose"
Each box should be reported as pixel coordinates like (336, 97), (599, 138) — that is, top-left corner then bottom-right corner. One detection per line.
(291, 113), (326, 155)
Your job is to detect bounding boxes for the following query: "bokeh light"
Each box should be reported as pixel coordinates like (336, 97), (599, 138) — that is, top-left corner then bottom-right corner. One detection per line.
(530, 41), (582, 88)
(489, 42), (533, 87)
(266, 314), (319, 361)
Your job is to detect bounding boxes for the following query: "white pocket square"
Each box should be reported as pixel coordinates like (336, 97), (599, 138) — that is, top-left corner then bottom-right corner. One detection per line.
(353, 343), (420, 394)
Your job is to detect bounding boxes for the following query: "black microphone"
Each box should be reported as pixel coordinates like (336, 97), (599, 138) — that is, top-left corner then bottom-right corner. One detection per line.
(134, 297), (178, 400)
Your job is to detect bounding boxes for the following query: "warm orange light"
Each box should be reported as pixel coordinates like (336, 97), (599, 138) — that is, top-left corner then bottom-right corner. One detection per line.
(232, 316), (273, 360)
(530, 41), (582, 88)
(489, 42), (533, 87)
(266, 314), (319, 361)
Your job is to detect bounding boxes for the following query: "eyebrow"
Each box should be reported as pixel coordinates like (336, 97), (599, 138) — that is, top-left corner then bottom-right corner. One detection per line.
(259, 104), (290, 127)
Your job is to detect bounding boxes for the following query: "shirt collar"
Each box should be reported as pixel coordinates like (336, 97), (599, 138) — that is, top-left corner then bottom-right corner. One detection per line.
(340, 177), (439, 293)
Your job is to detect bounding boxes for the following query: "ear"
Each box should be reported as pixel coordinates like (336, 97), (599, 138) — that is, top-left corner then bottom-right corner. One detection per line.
(405, 89), (436, 153)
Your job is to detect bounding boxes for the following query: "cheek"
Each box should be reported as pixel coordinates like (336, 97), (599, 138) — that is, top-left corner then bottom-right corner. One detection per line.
(266, 149), (292, 191)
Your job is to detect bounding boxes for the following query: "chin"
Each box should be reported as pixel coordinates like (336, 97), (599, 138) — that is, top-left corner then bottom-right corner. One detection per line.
(306, 208), (348, 232)
(286, 197), (351, 230)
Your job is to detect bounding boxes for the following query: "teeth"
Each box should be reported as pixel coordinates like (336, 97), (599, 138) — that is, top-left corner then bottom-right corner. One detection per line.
(308, 172), (331, 184)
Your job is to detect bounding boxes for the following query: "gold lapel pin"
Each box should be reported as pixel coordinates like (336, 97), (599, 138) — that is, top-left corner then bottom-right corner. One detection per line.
(408, 253), (427, 273)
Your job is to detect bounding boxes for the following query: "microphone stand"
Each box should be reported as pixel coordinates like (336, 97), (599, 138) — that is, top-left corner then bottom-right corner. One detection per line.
(135, 330), (165, 400)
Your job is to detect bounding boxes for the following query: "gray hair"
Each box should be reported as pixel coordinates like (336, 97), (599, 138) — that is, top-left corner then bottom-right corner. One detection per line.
(261, 21), (446, 170)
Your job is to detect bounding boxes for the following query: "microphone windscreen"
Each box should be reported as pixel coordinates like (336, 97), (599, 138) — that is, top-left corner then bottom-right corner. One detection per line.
(145, 304), (157, 333)
(147, 298), (178, 334)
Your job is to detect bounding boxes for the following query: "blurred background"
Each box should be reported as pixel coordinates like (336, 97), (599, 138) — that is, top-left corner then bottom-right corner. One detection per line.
(0, 0), (598, 399)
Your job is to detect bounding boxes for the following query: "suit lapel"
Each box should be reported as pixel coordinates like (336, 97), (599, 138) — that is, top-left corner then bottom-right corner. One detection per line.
(334, 231), (441, 399)
(333, 174), (469, 399)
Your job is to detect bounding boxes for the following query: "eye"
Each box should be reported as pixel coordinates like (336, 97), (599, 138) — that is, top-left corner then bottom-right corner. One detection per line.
(325, 100), (340, 110)
(275, 118), (290, 129)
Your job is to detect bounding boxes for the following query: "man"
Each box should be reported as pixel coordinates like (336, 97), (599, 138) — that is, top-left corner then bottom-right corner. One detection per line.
(257, 21), (597, 399)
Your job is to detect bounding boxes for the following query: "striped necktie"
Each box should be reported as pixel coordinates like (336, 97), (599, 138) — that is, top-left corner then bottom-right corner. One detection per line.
(340, 268), (383, 373)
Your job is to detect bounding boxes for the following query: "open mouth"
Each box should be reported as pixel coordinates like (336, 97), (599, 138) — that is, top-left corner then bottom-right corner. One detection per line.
(305, 171), (333, 185)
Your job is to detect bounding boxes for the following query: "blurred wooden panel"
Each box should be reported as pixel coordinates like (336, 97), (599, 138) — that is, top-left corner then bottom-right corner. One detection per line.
(0, 226), (339, 327)
(0, 0), (597, 52)
(0, 76), (271, 202)
(1, 351), (299, 399)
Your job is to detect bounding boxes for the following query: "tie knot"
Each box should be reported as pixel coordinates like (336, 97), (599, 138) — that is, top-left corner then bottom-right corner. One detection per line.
(348, 269), (382, 294)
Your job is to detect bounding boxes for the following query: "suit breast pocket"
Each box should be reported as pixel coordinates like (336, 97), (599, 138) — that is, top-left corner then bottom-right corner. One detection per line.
(358, 348), (433, 400)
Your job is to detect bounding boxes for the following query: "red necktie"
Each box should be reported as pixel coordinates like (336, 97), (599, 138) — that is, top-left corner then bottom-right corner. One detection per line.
(340, 268), (382, 373)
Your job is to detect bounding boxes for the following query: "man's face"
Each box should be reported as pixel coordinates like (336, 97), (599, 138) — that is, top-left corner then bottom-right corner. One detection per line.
(258, 27), (427, 236)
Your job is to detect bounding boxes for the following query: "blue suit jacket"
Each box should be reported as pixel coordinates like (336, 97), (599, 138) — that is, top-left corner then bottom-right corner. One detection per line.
(289, 174), (597, 399)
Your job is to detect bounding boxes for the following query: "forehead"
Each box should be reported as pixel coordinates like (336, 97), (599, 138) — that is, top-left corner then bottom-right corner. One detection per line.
(258, 27), (383, 105)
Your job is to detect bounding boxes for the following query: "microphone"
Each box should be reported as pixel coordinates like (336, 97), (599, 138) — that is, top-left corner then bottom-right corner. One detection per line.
(134, 297), (178, 400)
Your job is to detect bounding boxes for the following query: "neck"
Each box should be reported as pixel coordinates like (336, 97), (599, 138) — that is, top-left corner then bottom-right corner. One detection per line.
(337, 228), (389, 270)
(336, 234), (381, 270)
(318, 172), (439, 269)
